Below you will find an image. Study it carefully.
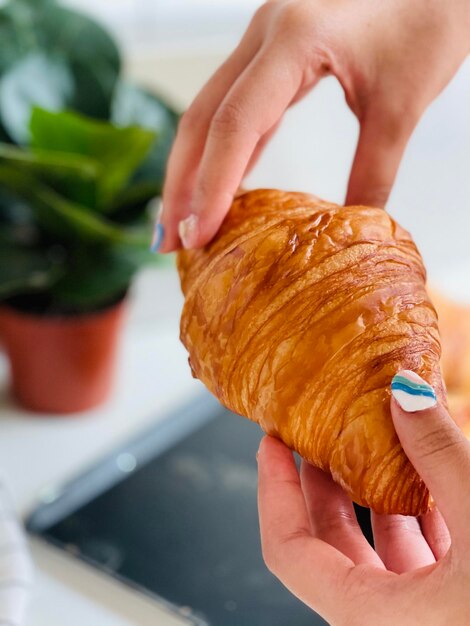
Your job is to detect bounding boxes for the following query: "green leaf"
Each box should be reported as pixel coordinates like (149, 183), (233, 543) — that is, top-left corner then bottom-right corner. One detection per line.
(0, 142), (98, 178)
(111, 82), (179, 192)
(41, 4), (120, 119)
(0, 3), (35, 75)
(16, 0), (56, 5)
(30, 108), (155, 209)
(0, 239), (63, 298)
(0, 52), (73, 144)
(0, 0), (120, 133)
(0, 141), (99, 207)
(50, 245), (150, 310)
(0, 165), (148, 246)
(108, 182), (160, 216)
(0, 187), (35, 229)
(0, 120), (10, 143)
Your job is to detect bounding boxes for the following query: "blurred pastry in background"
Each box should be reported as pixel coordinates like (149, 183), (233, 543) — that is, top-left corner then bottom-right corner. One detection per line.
(432, 291), (470, 393)
(447, 392), (470, 437)
(431, 290), (470, 435)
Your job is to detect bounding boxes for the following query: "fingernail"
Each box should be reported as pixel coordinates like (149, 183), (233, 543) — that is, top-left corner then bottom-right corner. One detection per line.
(178, 213), (199, 249)
(150, 221), (164, 252)
(256, 450), (259, 462)
(391, 370), (437, 412)
(150, 201), (164, 252)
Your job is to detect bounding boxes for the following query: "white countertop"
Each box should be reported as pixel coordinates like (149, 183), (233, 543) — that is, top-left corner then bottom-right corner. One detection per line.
(0, 266), (206, 625)
(0, 271), (197, 516)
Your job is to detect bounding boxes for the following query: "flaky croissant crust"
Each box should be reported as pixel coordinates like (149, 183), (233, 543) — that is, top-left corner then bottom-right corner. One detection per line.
(178, 189), (444, 515)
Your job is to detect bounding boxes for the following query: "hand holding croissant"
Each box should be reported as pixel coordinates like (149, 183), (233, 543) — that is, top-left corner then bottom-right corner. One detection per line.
(178, 187), (470, 625)
(257, 393), (470, 626)
(167, 0), (470, 621)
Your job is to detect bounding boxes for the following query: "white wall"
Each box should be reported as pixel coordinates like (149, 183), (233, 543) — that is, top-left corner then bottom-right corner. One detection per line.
(64, 0), (263, 54)
(66, 0), (470, 299)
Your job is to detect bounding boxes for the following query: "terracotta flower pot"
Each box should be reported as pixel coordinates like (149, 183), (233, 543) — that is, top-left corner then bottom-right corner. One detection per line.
(0, 300), (126, 414)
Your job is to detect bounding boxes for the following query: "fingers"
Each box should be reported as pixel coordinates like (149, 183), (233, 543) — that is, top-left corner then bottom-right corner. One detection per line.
(419, 508), (451, 561)
(257, 436), (359, 619)
(300, 462), (384, 568)
(159, 19), (263, 252)
(371, 513), (435, 573)
(243, 119), (282, 177)
(390, 370), (470, 546)
(177, 46), (311, 249)
(345, 107), (417, 208)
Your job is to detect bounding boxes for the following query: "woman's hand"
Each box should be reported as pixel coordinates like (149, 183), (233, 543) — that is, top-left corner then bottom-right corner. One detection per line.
(257, 370), (470, 626)
(158, 0), (470, 251)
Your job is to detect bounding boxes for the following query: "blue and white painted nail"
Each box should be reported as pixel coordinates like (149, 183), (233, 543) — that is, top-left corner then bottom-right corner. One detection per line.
(150, 221), (164, 252)
(391, 370), (437, 412)
(150, 202), (164, 252)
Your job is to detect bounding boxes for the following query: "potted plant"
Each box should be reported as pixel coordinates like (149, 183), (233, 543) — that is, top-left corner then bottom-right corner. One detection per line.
(0, 0), (178, 413)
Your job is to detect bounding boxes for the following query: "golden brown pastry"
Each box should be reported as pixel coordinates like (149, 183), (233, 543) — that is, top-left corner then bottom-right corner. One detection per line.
(430, 290), (470, 394)
(448, 392), (470, 438)
(431, 291), (470, 437)
(178, 189), (445, 515)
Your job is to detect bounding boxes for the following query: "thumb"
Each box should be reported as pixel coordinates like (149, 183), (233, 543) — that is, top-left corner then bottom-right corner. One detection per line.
(391, 370), (470, 544)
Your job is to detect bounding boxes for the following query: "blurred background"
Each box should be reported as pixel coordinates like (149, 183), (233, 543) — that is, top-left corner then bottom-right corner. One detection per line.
(67, 0), (470, 298)
(0, 1), (469, 625)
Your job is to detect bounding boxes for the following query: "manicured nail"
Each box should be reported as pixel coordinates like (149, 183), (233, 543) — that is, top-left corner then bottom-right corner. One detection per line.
(391, 370), (437, 412)
(150, 221), (164, 252)
(178, 213), (199, 249)
(150, 201), (164, 252)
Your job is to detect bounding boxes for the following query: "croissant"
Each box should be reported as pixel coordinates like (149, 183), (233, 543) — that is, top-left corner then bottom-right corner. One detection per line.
(178, 189), (445, 515)
(448, 393), (470, 438)
(431, 291), (470, 437)
(430, 290), (470, 394)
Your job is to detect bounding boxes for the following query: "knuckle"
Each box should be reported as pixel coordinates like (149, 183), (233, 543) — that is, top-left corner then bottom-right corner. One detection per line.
(271, 3), (329, 83)
(194, 176), (213, 204)
(277, 1), (312, 31)
(261, 539), (279, 574)
(341, 564), (388, 620)
(278, 526), (311, 547)
(178, 107), (199, 134)
(379, 516), (422, 538)
(315, 510), (358, 536)
(370, 102), (419, 145)
(211, 101), (247, 137)
(378, 517), (406, 533)
(360, 185), (392, 208)
(432, 530), (451, 555)
(415, 426), (467, 465)
(251, 1), (272, 25)
(341, 564), (372, 599)
(261, 526), (310, 575)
